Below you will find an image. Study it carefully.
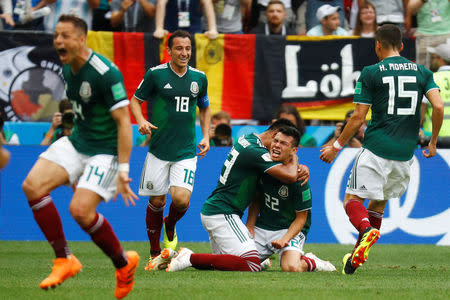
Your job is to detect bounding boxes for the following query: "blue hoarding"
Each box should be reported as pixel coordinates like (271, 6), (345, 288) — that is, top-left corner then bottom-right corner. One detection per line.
(1, 146), (449, 245)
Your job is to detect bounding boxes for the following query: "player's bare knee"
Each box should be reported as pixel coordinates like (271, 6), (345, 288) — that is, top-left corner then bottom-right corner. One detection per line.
(149, 196), (166, 208)
(282, 262), (302, 272)
(69, 203), (93, 226)
(22, 177), (44, 201)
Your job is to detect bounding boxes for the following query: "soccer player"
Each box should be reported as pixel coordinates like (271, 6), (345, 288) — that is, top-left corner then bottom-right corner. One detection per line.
(246, 127), (336, 273)
(21, 15), (139, 298)
(320, 24), (444, 275)
(166, 119), (310, 272)
(129, 30), (211, 271)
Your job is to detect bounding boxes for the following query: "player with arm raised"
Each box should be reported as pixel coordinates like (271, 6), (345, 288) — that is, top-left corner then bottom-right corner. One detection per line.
(247, 127), (336, 273)
(320, 24), (444, 275)
(21, 15), (139, 299)
(166, 119), (310, 272)
(129, 30), (211, 271)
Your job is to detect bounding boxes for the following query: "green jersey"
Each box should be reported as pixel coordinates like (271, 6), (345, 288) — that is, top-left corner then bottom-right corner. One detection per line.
(134, 63), (209, 161)
(354, 56), (439, 161)
(201, 133), (281, 217)
(255, 175), (312, 235)
(64, 51), (129, 156)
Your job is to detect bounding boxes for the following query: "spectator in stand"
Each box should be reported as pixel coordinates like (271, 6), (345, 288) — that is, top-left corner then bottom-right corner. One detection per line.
(369, 0), (411, 35)
(305, 0), (346, 31)
(408, 0), (450, 67)
(89, 0), (113, 31)
(203, 0), (251, 34)
(351, 1), (377, 37)
(44, 0), (93, 32)
(421, 43), (450, 138)
(6, 0), (51, 30)
(322, 109), (365, 148)
(251, 0), (296, 35)
(210, 111), (233, 147)
(256, 0), (296, 32)
(0, 0), (15, 29)
(273, 105), (317, 147)
(41, 99), (73, 146)
(0, 111), (19, 145)
(306, 4), (348, 36)
(153, 0), (218, 40)
(110, 0), (156, 32)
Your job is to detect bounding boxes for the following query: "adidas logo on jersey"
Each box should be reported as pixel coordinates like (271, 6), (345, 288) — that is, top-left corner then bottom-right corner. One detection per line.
(164, 83), (172, 89)
(359, 185), (367, 191)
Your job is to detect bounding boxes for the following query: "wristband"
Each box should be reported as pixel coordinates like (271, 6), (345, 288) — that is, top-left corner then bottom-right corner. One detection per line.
(45, 133), (53, 139)
(333, 140), (343, 151)
(118, 163), (129, 173)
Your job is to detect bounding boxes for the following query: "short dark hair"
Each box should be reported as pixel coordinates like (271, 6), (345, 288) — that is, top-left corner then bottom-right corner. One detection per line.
(277, 126), (300, 148)
(375, 24), (402, 50)
(59, 99), (72, 113)
(267, 0), (285, 9)
(268, 118), (296, 131)
(57, 14), (88, 36)
(275, 105), (306, 136)
(168, 30), (192, 49)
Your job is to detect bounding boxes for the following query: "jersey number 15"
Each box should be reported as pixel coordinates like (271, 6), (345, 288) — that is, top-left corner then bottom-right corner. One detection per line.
(382, 76), (418, 115)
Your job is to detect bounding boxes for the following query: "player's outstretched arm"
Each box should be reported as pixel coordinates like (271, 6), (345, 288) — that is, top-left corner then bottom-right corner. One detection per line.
(130, 96), (158, 136)
(423, 89), (444, 158)
(197, 106), (211, 157)
(320, 103), (369, 163)
(272, 210), (307, 249)
(111, 106), (138, 206)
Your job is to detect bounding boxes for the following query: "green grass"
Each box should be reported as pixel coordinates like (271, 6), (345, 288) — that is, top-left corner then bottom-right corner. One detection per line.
(0, 241), (449, 300)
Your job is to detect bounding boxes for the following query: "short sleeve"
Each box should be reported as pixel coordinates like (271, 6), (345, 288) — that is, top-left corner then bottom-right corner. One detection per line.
(245, 145), (281, 173)
(294, 181), (312, 212)
(101, 67), (129, 111)
(353, 67), (373, 105)
(424, 67), (440, 93)
(134, 68), (154, 101)
(197, 75), (209, 109)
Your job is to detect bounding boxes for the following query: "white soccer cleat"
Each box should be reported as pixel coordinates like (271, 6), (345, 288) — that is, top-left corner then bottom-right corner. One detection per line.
(260, 258), (272, 271)
(305, 252), (336, 272)
(166, 248), (193, 272)
(145, 248), (178, 271)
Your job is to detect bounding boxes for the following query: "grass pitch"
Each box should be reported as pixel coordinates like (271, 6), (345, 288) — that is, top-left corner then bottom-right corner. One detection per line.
(0, 241), (448, 300)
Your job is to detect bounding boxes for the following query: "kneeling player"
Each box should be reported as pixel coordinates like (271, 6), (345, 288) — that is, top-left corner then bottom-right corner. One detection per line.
(247, 128), (335, 272)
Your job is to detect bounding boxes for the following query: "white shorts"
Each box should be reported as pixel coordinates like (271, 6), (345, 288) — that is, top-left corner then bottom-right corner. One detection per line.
(346, 148), (413, 201)
(138, 152), (197, 196)
(254, 227), (306, 261)
(39, 136), (118, 202)
(200, 213), (257, 257)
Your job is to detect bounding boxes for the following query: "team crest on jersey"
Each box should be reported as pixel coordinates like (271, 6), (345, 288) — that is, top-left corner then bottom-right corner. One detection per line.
(278, 185), (288, 198)
(190, 81), (199, 97)
(146, 181), (153, 190)
(79, 81), (92, 103)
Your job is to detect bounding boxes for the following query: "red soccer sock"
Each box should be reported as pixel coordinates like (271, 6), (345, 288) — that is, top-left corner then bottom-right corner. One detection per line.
(146, 202), (164, 255)
(83, 212), (127, 269)
(368, 209), (383, 230)
(190, 251), (260, 272)
(164, 202), (188, 241)
(345, 200), (371, 233)
(28, 194), (70, 258)
(301, 255), (316, 272)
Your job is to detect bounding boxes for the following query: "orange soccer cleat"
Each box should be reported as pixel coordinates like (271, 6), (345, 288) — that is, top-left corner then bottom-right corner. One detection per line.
(40, 254), (82, 290)
(115, 251), (140, 299)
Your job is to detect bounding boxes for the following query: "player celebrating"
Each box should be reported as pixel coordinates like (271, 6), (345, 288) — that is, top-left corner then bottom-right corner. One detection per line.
(320, 24), (444, 275)
(247, 127), (336, 273)
(130, 30), (211, 271)
(166, 120), (310, 272)
(21, 15), (139, 299)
